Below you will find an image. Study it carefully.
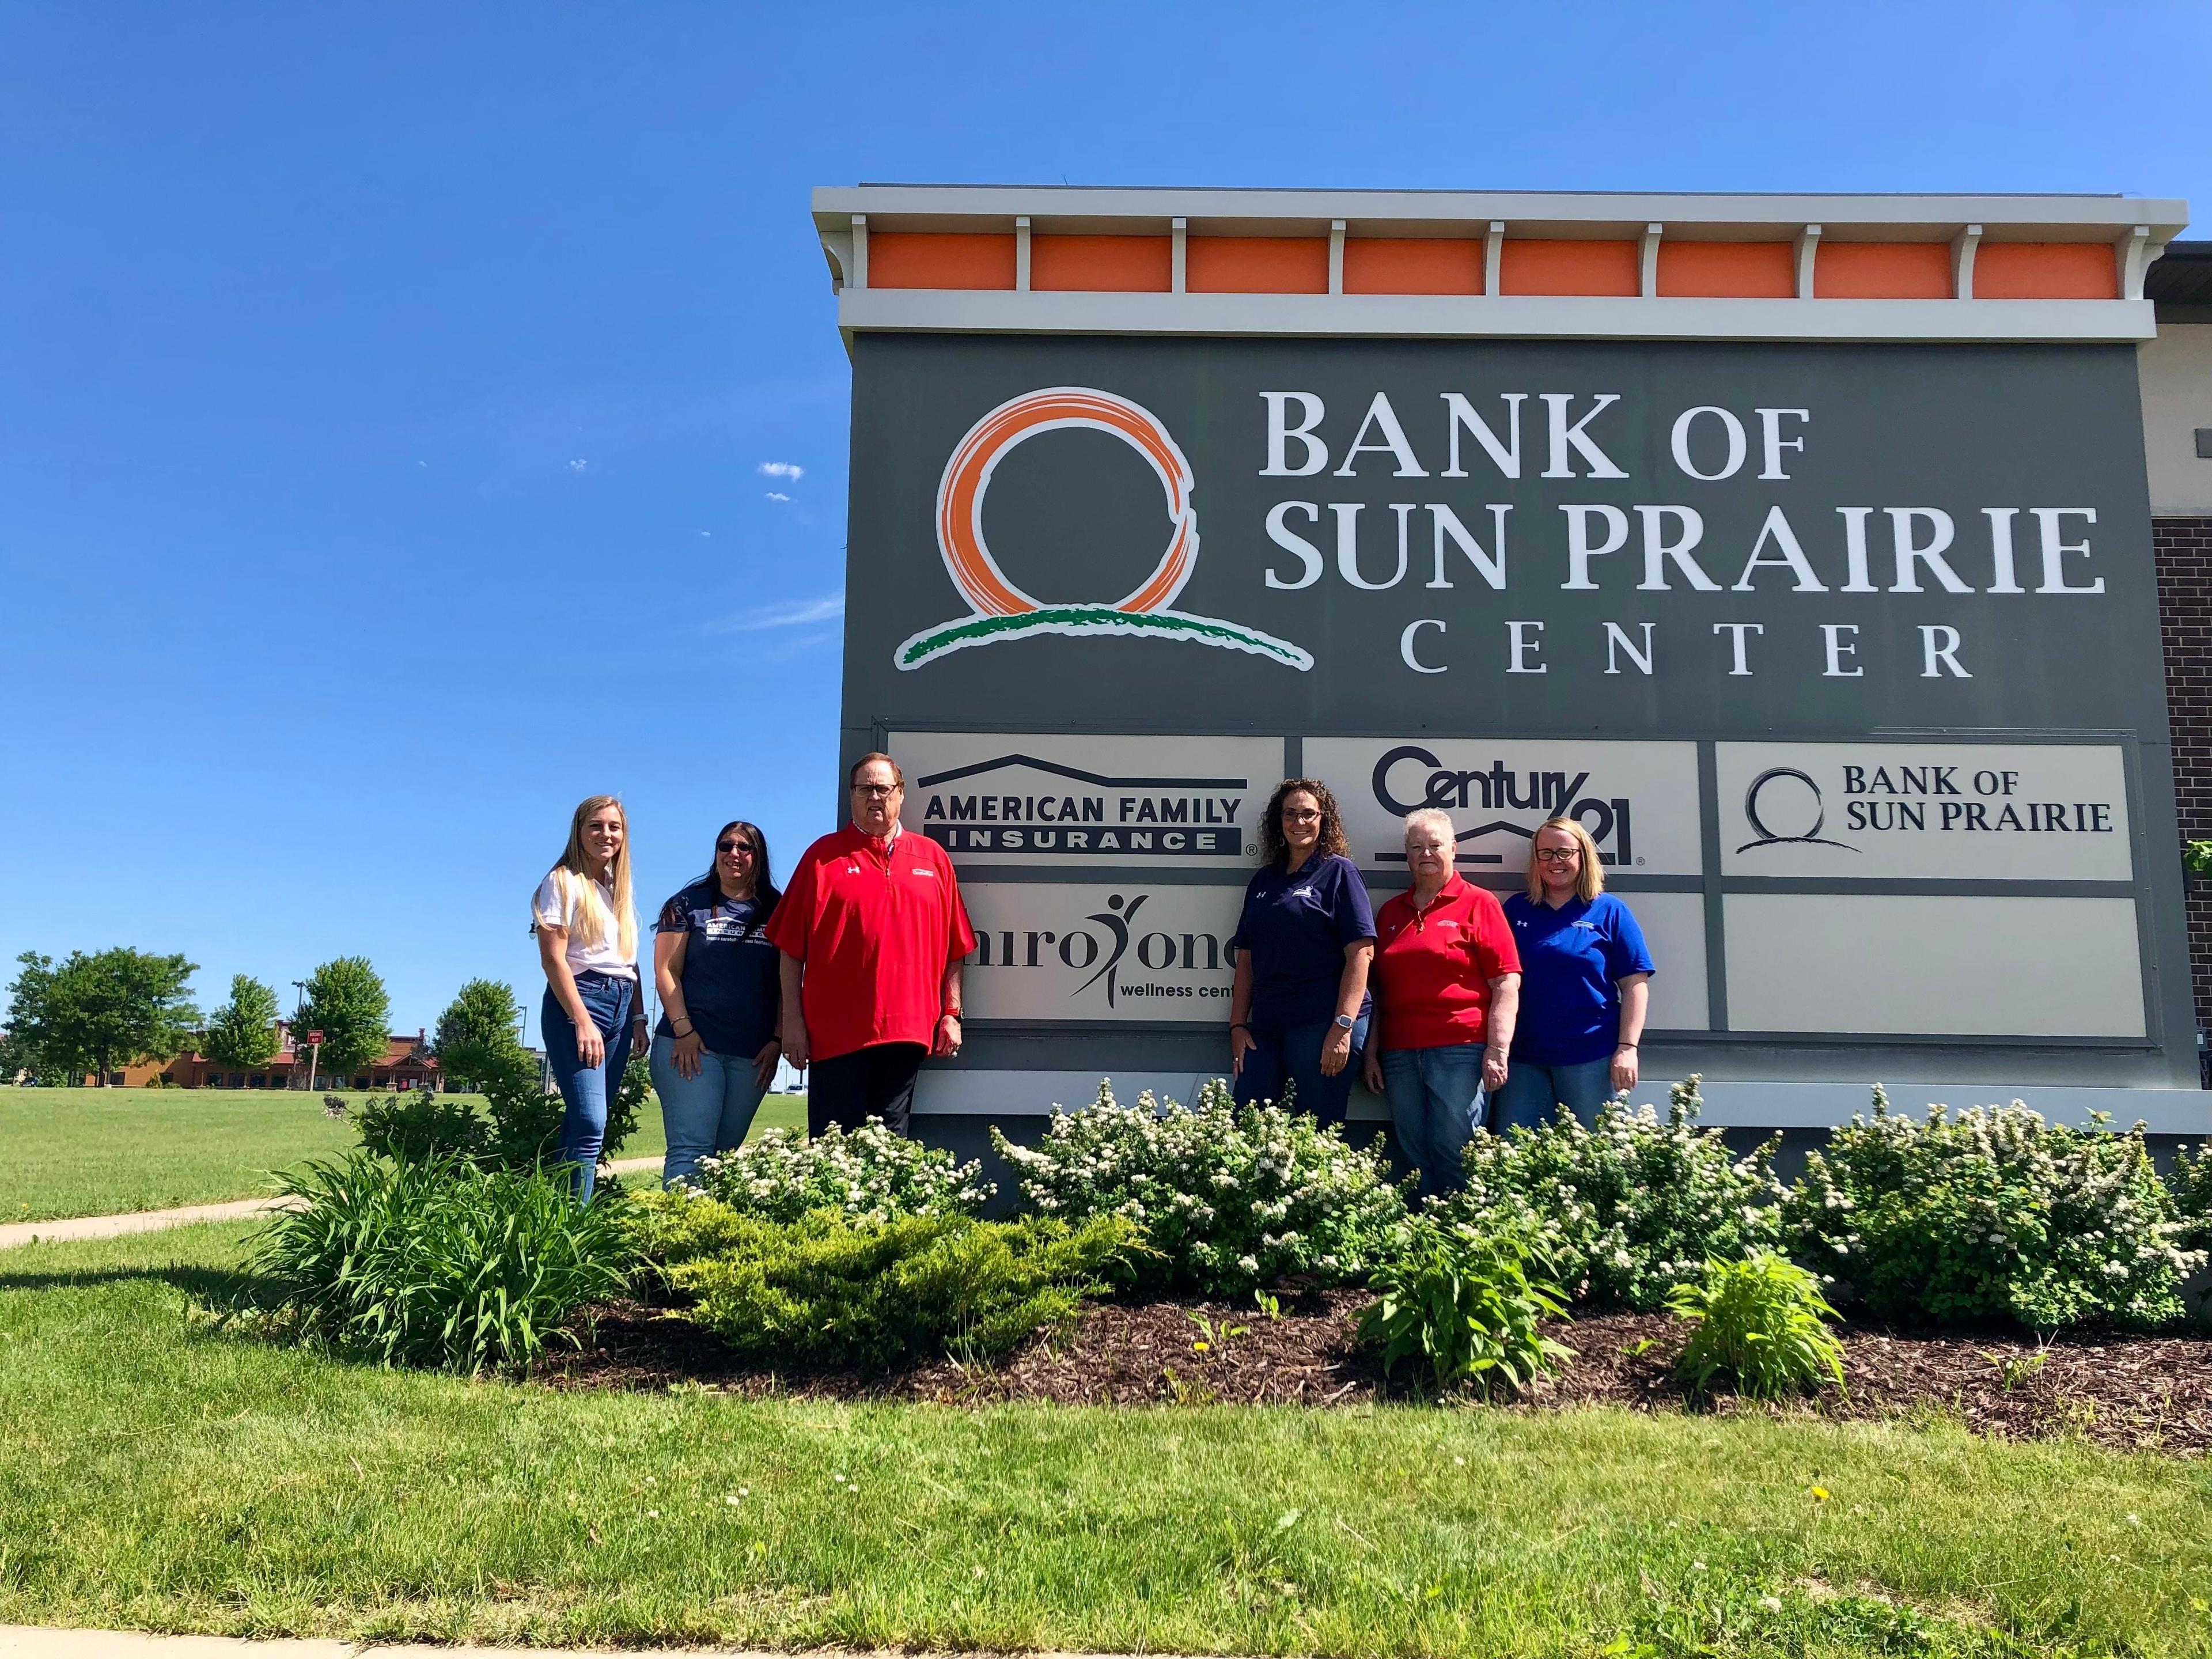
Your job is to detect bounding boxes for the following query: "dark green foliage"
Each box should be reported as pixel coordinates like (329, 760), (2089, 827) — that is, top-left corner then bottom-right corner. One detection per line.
(240, 1152), (634, 1373)
(203, 975), (282, 1069)
(295, 956), (392, 1077)
(5, 947), (200, 1083)
(433, 978), (527, 1084)
(1785, 1090), (2203, 1332)
(2171, 1141), (2212, 1254)
(355, 1089), (488, 1162)
(638, 1187), (1143, 1370)
(1667, 1251), (1846, 1401)
(1357, 1217), (1574, 1396)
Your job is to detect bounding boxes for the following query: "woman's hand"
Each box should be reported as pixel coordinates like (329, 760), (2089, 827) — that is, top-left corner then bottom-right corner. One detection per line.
(575, 1022), (605, 1070)
(751, 1037), (781, 1092)
(1361, 1047), (1382, 1095)
(780, 1014), (809, 1073)
(670, 1029), (706, 1080)
(1483, 1044), (1510, 1093)
(933, 1013), (962, 1058)
(1230, 1024), (1255, 1077)
(1611, 1043), (1639, 1094)
(1319, 1023), (1352, 1078)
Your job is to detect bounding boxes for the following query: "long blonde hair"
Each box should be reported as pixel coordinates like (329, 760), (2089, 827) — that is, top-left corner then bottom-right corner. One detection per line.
(548, 795), (638, 959)
(1525, 816), (1605, 903)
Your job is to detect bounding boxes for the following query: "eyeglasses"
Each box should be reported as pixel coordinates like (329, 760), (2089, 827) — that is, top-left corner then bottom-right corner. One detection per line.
(1281, 808), (1322, 823)
(852, 782), (901, 797)
(1534, 847), (1581, 863)
(717, 839), (756, 856)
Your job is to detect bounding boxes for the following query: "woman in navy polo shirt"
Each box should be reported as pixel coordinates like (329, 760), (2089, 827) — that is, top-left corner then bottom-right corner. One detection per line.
(1228, 778), (1376, 1126)
(649, 819), (783, 1185)
(1494, 816), (1654, 1131)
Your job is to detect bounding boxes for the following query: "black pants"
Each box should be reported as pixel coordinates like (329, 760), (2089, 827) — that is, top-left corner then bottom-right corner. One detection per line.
(807, 1041), (927, 1137)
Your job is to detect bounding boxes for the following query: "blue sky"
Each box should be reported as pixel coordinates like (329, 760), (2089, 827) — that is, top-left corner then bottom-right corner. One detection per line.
(3, 2), (2207, 1039)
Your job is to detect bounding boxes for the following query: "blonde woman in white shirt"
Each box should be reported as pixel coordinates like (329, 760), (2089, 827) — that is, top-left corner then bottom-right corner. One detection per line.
(533, 795), (647, 1199)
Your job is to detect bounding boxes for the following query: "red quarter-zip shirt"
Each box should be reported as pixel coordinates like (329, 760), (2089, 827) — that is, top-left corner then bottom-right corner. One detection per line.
(764, 823), (977, 1063)
(1371, 874), (1520, 1051)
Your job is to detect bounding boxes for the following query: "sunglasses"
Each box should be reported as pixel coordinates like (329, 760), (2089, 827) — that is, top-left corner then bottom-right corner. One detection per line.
(717, 839), (757, 856)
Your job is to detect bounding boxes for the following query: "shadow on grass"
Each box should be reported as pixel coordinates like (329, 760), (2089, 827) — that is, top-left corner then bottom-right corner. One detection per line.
(0, 1262), (281, 1302)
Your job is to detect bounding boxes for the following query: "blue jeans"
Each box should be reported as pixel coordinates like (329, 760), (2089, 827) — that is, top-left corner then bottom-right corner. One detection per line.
(650, 1029), (768, 1186)
(543, 973), (636, 1201)
(1233, 1014), (1370, 1127)
(1381, 1044), (1488, 1200)
(1493, 1055), (1616, 1133)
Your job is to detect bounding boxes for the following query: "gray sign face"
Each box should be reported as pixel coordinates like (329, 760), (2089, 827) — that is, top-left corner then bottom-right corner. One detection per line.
(846, 335), (2161, 737)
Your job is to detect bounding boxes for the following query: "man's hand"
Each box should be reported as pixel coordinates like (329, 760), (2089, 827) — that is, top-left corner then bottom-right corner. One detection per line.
(933, 1013), (963, 1058)
(780, 1016), (809, 1073)
(1361, 1047), (1382, 1095)
(1483, 1045), (1509, 1093)
(751, 1038), (781, 1092)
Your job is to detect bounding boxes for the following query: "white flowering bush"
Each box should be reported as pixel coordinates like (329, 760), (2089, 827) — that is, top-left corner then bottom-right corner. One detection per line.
(990, 1079), (1410, 1295)
(693, 1119), (992, 1224)
(1441, 1077), (1785, 1310)
(1783, 1089), (2205, 1332)
(2171, 1141), (2212, 1255)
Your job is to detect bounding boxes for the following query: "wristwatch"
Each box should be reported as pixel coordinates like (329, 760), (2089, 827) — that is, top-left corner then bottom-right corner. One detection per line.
(1332, 1013), (1356, 1031)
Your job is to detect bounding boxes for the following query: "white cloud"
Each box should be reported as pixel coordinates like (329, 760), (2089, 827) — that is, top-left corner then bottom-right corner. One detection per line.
(764, 490), (790, 502)
(568, 458), (588, 471)
(710, 593), (844, 633)
(758, 461), (804, 480)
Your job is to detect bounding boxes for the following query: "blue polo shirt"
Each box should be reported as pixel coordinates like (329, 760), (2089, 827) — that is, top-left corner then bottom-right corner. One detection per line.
(1504, 892), (1655, 1066)
(1230, 853), (1376, 1031)
(653, 882), (782, 1057)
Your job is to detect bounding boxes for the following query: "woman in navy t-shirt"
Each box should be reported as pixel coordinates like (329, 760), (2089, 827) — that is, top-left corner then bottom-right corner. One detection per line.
(649, 820), (784, 1184)
(1227, 778), (1376, 1126)
(1494, 816), (1654, 1132)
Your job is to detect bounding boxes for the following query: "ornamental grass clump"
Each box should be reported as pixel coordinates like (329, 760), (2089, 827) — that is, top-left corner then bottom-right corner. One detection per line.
(1667, 1250), (1846, 1401)
(1444, 1077), (1785, 1310)
(1785, 1089), (2205, 1332)
(695, 1118), (991, 1222)
(637, 1187), (1142, 1370)
(238, 1151), (634, 1374)
(990, 1078), (1409, 1295)
(1358, 1217), (1574, 1396)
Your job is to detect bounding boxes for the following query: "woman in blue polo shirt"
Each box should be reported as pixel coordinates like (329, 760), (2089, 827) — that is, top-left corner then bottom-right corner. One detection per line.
(1227, 778), (1376, 1126)
(649, 819), (783, 1185)
(1494, 815), (1654, 1131)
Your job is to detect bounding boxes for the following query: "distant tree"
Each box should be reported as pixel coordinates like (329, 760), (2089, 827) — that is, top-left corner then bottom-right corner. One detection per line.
(203, 975), (283, 1069)
(296, 956), (391, 1078)
(5, 948), (200, 1085)
(434, 979), (525, 1065)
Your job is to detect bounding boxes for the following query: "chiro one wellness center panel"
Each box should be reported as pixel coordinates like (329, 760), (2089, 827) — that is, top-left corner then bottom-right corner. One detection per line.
(820, 185), (2203, 1130)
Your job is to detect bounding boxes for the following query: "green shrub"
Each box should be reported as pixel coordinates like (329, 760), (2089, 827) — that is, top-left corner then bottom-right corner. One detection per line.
(1444, 1077), (1784, 1310)
(1357, 1217), (1573, 1396)
(697, 1118), (991, 1219)
(991, 1079), (1409, 1296)
(2171, 1141), (2212, 1255)
(1667, 1251), (1846, 1400)
(638, 1188), (1141, 1370)
(1785, 1090), (2205, 1332)
(240, 1152), (634, 1373)
(355, 1088), (488, 1162)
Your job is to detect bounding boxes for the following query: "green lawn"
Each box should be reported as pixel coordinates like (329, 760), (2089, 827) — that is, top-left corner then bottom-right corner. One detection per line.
(0, 1088), (807, 1225)
(2, 1224), (2208, 1656)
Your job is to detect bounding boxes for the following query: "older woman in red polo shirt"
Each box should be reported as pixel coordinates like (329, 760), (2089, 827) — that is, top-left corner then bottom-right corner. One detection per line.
(1361, 807), (1521, 1199)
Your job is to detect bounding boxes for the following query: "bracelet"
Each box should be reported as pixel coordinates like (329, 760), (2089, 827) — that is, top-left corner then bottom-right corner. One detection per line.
(1616, 1041), (1638, 1050)
(942, 1009), (963, 1021)
(671, 1018), (693, 1034)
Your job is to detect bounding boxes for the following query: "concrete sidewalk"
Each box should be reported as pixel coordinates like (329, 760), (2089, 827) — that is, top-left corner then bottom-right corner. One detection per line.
(0, 1629), (842, 1657)
(0, 1158), (664, 1252)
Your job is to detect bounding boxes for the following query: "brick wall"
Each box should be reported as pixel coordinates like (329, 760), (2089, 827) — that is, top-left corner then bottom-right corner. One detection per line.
(2154, 516), (2212, 1036)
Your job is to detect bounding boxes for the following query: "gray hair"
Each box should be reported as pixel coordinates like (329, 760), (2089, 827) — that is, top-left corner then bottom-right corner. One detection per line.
(1403, 807), (1456, 845)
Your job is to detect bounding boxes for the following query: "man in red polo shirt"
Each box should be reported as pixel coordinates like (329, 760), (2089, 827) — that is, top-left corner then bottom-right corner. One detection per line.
(768, 751), (976, 1137)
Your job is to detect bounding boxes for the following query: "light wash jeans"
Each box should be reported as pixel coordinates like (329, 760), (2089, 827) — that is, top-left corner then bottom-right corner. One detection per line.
(650, 1029), (768, 1186)
(1380, 1043), (1488, 1200)
(543, 972), (637, 1202)
(1492, 1055), (1616, 1133)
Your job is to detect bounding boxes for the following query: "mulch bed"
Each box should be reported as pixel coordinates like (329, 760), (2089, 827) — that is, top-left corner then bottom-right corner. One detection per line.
(539, 1290), (2212, 1457)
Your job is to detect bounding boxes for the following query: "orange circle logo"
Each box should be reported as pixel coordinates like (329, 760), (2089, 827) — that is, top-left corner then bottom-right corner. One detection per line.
(897, 386), (1310, 672)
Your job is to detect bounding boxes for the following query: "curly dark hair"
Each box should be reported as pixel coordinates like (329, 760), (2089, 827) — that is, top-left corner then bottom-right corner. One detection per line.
(1257, 777), (1350, 869)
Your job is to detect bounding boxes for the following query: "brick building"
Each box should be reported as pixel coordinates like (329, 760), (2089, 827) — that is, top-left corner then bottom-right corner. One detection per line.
(109, 1025), (444, 1091)
(2146, 241), (2212, 1054)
